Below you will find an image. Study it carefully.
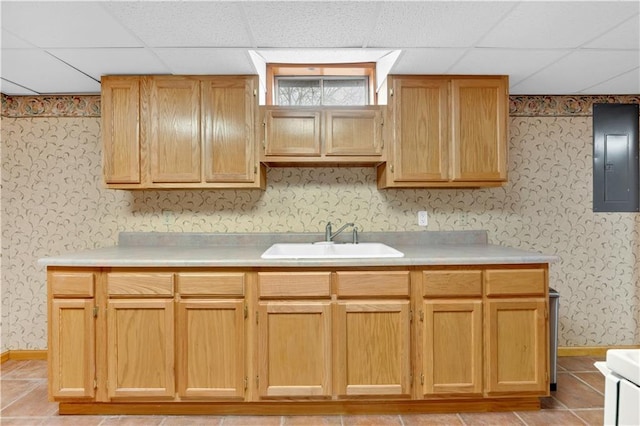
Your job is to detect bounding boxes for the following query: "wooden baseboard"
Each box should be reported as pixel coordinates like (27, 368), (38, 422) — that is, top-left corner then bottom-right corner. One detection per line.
(558, 345), (640, 357)
(0, 350), (47, 363)
(59, 398), (541, 416)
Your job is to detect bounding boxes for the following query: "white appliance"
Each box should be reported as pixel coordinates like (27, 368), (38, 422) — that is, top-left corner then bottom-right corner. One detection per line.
(595, 349), (640, 426)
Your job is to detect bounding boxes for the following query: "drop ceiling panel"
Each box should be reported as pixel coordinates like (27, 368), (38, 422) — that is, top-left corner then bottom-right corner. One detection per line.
(0, 79), (38, 96)
(511, 50), (640, 95)
(367, 2), (516, 47)
(449, 48), (571, 87)
(103, 2), (253, 47)
(255, 48), (392, 64)
(583, 68), (640, 94)
(480, 1), (639, 49)
(391, 48), (467, 74)
(1, 30), (34, 49)
(245, 2), (380, 48)
(1, 2), (142, 48)
(152, 48), (255, 75)
(584, 15), (640, 49)
(1, 49), (100, 94)
(47, 48), (171, 80)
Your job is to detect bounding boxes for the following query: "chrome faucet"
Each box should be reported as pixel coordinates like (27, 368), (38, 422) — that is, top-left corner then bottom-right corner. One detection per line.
(325, 221), (357, 243)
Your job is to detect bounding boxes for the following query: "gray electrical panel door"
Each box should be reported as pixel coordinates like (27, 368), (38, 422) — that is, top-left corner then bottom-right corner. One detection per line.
(593, 103), (639, 212)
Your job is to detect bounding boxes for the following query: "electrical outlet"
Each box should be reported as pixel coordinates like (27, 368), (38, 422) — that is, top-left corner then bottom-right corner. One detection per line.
(418, 211), (428, 226)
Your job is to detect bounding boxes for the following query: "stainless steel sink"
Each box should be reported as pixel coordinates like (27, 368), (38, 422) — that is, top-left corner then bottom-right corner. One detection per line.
(261, 242), (404, 259)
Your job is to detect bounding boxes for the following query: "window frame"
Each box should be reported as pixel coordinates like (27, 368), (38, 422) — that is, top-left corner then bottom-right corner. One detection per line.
(266, 63), (376, 106)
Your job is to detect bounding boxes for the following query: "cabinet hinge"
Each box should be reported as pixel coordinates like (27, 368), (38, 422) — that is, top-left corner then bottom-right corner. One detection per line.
(93, 306), (98, 318)
(410, 373), (413, 385)
(254, 165), (258, 174)
(93, 379), (97, 389)
(545, 307), (549, 319)
(409, 310), (413, 322)
(390, 88), (394, 97)
(256, 311), (259, 324)
(256, 375), (259, 387)
(390, 164), (394, 173)
(419, 310), (424, 322)
(420, 373), (425, 385)
(244, 376), (248, 390)
(253, 89), (257, 97)
(244, 305), (248, 319)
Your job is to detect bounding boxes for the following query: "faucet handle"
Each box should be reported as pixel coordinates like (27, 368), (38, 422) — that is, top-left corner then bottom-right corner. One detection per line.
(352, 226), (359, 244)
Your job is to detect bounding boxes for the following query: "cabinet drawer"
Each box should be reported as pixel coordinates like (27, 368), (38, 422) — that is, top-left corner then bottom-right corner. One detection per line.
(485, 269), (546, 296)
(423, 270), (482, 297)
(107, 272), (174, 297)
(50, 271), (95, 298)
(258, 272), (331, 298)
(177, 272), (245, 296)
(335, 271), (410, 297)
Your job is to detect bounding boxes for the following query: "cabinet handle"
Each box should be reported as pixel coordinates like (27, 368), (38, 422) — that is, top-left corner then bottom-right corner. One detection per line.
(390, 164), (394, 173)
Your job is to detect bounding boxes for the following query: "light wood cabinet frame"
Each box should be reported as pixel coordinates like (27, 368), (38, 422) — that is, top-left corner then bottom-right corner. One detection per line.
(257, 301), (332, 398)
(49, 299), (96, 399)
(177, 299), (245, 399)
(107, 299), (175, 399)
(334, 300), (411, 398)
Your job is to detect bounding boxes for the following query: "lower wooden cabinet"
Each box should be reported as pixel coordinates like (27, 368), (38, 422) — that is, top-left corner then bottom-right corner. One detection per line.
(177, 299), (245, 399)
(257, 301), (332, 398)
(107, 299), (175, 399)
(48, 269), (96, 400)
(421, 300), (483, 397)
(484, 268), (548, 395)
(47, 265), (549, 411)
(334, 300), (411, 398)
(485, 298), (547, 395)
(49, 299), (96, 399)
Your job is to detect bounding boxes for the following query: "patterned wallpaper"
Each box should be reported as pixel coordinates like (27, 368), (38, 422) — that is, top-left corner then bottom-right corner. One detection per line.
(1, 94), (639, 352)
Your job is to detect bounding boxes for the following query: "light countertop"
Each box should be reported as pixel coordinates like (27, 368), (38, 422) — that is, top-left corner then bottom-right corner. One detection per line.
(38, 231), (559, 268)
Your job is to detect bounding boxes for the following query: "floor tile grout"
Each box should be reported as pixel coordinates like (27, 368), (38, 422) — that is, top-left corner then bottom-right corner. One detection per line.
(1, 358), (606, 425)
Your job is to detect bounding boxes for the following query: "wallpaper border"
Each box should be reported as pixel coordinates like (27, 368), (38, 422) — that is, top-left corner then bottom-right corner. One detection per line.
(2, 93), (639, 118)
(1, 94), (101, 118)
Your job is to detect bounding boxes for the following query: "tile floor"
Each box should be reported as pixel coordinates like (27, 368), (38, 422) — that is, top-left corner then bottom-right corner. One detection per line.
(1, 357), (605, 425)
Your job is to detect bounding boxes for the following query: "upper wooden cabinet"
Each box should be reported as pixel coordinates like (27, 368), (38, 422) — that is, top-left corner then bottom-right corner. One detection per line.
(101, 75), (265, 189)
(378, 75), (509, 188)
(101, 76), (140, 184)
(261, 106), (384, 164)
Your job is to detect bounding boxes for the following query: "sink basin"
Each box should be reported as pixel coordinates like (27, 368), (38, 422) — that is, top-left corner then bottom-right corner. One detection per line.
(261, 242), (404, 259)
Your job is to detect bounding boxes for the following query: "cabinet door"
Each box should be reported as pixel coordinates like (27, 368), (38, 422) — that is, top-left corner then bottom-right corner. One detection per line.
(101, 76), (140, 184)
(107, 299), (174, 399)
(176, 300), (245, 400)
(325, 108), (383, 156)
(391, 77), (449, 182)
(264, 108), (321, 156)
(422, 300), (482, 397)
(258, 301), (332, 398)
(335, 300), (411, 398)
(148, 76), (201, 183)
(202, 77), (257, 183)
(49, 299), (95, 399)
(451, 77), (508, 182)
(485, 298), (547, 395)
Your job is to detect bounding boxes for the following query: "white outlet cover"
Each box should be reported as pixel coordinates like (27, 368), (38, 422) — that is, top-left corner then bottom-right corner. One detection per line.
(418, 211), (428, 226)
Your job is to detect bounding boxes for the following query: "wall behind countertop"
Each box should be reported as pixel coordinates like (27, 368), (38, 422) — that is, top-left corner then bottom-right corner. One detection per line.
(1, 94), (639, 351)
